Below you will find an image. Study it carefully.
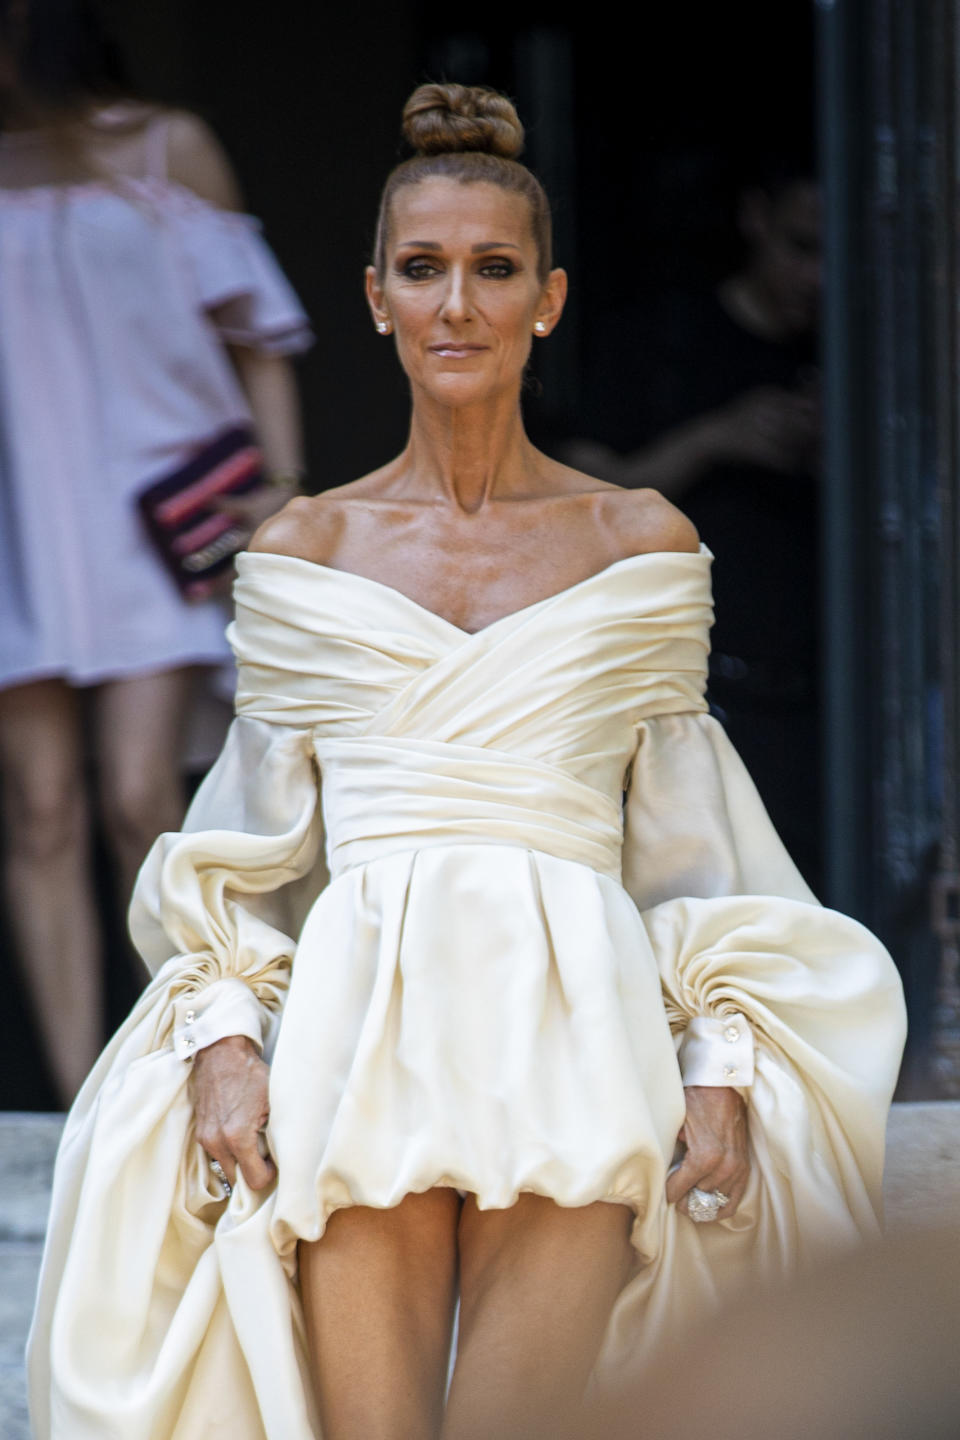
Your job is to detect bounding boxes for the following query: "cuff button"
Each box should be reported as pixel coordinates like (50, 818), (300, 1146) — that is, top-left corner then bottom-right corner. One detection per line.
(724, 1025), (740, 1043)
(723, 1064), (738, 1080)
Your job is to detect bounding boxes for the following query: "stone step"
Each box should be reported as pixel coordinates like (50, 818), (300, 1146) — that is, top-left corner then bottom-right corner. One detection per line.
(0, 1114), (64, 1245)
(0, 1115), (63, 1440)
(884, 1100), (960, 1231)
(1, 1104), (958, 1439)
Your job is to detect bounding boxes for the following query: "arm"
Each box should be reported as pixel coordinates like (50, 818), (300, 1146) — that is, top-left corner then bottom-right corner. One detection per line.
(130, 711), (327, 1190)
(562, 417), (722, 502)
(622, 711), (904, 1228)
(619, 707), (795, 1221)
(227, 345), (304, 477)
(564, 384), (822, 503)
(221, 348), (306, 534)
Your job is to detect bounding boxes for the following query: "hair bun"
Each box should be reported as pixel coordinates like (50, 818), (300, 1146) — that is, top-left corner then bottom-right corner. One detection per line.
(402, 83), (524, 160)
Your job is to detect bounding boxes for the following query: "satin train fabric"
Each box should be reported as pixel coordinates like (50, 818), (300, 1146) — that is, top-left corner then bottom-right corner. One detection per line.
(28, 548), (906, 1437)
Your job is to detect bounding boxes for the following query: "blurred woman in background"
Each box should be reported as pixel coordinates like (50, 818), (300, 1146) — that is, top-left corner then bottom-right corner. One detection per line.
(0, 0), (311, 1105)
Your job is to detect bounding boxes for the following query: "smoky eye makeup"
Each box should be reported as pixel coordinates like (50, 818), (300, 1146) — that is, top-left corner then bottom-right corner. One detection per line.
(397, 257), (441, 279)
(478, 257), (518, 277)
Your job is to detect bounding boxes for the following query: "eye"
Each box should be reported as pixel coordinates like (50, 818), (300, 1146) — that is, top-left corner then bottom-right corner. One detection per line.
(479, 258), (517, 278)
(399, 257), (441, 280)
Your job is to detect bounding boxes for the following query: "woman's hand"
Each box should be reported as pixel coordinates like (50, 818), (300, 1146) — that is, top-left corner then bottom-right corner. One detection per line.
(665, 1085), (749, 1220)
(192, 1034), (276, 1190)
(702, 384), (821, 475)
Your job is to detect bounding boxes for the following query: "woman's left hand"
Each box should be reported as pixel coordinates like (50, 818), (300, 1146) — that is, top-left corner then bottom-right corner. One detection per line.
(665, 1085), (749, 1220)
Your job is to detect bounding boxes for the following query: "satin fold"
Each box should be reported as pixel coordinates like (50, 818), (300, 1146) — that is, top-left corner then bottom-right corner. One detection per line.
(29, 547), (906, 1437)
(314, 734), (624, 880)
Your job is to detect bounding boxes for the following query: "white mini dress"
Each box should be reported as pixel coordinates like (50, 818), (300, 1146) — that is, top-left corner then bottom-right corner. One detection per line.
(0, 113), (311, 690)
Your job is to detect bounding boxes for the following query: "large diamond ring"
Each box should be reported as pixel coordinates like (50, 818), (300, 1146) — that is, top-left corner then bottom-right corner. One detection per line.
(687, 1186), (727, 1223)
(208, 1157), (232, 1197)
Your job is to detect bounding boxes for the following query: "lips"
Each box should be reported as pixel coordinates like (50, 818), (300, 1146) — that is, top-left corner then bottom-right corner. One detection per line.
(428, 344), (487, 358)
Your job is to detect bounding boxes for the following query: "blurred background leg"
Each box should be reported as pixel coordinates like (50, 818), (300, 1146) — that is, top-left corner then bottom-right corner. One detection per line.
(93, 667), (196, 910)
(0, 679), (102, 1108)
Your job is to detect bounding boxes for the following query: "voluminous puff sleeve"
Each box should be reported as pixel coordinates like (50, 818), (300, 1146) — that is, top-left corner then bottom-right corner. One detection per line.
(622, 711), (816, 911)
(621, 711), (904, 1111)
(619, 706), (906, 1193)
(622, 709), (818, 1090)
(590, 709), (908, 1386)
(27, 715), (328, 1439)
(129, 713), (328, 1060)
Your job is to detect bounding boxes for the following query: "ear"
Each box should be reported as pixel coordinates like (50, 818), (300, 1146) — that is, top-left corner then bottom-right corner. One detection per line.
(532, 268), (569, 338)
(365, 265), (391, 333)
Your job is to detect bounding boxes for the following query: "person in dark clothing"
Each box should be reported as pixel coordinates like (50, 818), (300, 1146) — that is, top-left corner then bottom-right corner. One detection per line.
(565, 163), (823, 890)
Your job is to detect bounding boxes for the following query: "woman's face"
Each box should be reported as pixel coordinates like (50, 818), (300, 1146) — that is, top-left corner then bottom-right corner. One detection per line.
(366, 177), (566, 409)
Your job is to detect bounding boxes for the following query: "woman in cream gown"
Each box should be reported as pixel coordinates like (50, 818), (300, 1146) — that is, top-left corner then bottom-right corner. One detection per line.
(28, 85), (906, 1440)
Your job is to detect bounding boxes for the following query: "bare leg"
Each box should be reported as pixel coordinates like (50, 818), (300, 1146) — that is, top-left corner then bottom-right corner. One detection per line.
(443, 1194), (634, 1440)
(94, 667), (196, 907)
(0, 679), (102, 1106)
(299, 1189), (461, 1440)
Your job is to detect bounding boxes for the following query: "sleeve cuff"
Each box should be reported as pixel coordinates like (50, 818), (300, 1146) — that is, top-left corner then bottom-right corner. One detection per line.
(172, 977), (267, 1061)
(677, 1012), (755, 1087)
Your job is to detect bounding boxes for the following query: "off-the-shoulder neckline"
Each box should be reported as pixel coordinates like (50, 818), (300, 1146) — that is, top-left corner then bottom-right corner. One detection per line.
(237, 545), (712, 638)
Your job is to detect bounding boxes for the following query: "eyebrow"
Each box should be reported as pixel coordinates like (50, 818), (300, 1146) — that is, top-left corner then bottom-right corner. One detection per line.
(395, 241), (522, 253)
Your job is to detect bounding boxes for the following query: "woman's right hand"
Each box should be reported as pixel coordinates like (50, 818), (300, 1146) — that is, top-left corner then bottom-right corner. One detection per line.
(191, 1034), (276, 1190)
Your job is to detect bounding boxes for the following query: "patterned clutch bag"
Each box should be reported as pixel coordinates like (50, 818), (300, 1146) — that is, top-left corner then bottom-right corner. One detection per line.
(137, 425), (266, 599)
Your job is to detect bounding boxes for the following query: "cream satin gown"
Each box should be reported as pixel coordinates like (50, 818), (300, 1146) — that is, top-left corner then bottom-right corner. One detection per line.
(28, 547), (906, 1439)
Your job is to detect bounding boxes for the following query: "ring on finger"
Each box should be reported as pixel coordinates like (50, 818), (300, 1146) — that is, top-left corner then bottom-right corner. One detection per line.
(687, 1186), (728, 1223)
(208, 1156), (232, 1197)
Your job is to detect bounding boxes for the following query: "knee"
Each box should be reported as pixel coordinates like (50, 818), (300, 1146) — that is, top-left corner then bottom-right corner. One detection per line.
(2, 768), (88, 864)
(98, 768), (183, 858)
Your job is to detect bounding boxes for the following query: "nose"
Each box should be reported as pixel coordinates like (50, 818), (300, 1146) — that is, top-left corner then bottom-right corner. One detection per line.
(439, 264), (473, 324)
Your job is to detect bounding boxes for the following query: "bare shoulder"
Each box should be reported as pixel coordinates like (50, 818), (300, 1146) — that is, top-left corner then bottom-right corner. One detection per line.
(540, 455), (698, 557)
(601, 486), (699, 557)
(247, 474), (389, 563)
(164, 109), (244, 210)
(247, 493), (344, 562)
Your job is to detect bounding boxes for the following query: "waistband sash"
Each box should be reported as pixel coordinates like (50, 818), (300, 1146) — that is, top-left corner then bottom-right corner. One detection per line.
(312, 736), (623, 881)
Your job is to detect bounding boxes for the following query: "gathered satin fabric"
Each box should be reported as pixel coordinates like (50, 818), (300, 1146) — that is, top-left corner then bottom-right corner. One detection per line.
(28, 548), (906, 1438)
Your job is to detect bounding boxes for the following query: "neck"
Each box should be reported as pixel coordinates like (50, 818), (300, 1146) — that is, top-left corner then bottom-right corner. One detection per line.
(399, 389), (539, 513)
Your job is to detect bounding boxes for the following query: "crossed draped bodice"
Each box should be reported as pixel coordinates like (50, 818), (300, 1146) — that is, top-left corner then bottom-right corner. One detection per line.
(230, 547), (713, 882)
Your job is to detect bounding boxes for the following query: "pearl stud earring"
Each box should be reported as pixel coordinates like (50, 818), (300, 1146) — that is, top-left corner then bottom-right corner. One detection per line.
(376, 321), (391, 334)
(534, 321), (547, 334)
